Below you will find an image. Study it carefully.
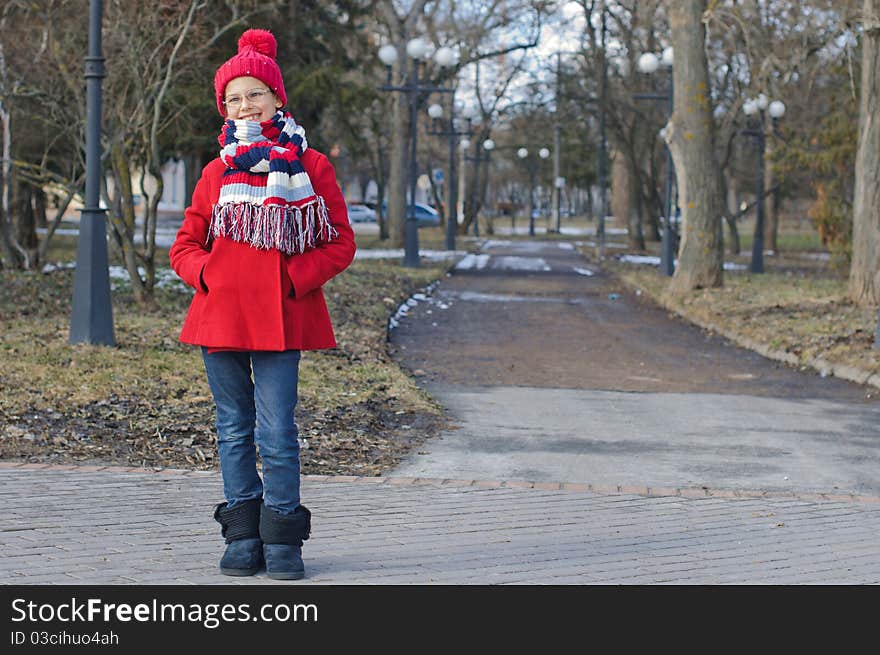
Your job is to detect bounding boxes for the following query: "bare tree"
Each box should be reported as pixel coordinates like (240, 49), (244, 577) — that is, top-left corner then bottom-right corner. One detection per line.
(372, 0), (551, 247)
(706, 1), (857, 255)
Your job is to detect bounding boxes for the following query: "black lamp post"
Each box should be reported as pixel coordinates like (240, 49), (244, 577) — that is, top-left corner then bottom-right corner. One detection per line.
(378, 39), (456, 268)
(427, 95), (472, 251)
(517, 147), (551, 237)
(463, 138), (495, 238)
(742, 94), (786, 274)
(635, 47), (676, 277)
(70, 0), (115, 346)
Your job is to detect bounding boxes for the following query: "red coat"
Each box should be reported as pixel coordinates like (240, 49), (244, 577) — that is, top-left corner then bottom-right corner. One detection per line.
(170, 149), (356, 351)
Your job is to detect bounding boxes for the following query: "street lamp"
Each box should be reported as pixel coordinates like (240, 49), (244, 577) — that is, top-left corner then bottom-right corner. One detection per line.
(378, 38), (456, 267)
(635, 46), (676, 276)
(742, 95), (785, 274)
(462, 138), (495, 238)
(70, 0), (115, 345)
(517, 146), (551, 236)
(427, 95), (472, 251)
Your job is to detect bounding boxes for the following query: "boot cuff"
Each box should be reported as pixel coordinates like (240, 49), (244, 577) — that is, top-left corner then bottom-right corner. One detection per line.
(260, 504), (311, 546)
(214, 498), (262, 543)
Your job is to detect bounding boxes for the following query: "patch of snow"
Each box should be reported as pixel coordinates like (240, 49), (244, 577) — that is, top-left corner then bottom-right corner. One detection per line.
(107, 265), (191, 293)
(491, 256), (551, 272)
(355, 248), (466, 261)
(387, 280), (441, 333)
(618, 254), (662, 266)
(455, 253), (491, 270)
(41, 262), (76, 274)
(573, 267), (594, 276)
(618, 254), (747, 271)
(482, 240), (514, 249)
(452, 291), (574, 304)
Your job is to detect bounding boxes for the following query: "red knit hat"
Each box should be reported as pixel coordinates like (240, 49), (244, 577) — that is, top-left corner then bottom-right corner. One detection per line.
(214, 29), (287, 115)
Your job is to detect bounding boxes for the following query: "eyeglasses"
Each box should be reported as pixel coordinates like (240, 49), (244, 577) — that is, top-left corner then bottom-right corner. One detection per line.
(223, 88), (272, 110)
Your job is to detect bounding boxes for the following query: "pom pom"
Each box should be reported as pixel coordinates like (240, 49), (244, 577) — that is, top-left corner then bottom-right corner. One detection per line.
(238, 29), (277, 59)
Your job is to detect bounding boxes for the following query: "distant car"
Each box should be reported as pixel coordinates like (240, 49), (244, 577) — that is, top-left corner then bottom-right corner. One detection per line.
(380, 201), (441, 227)
(346, 203), (377, 223)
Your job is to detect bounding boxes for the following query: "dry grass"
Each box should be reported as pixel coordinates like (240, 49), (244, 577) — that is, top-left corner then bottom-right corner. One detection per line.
(0, 250), (450, 474)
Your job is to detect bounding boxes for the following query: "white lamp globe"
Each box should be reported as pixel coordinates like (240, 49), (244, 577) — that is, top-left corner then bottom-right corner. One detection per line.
(406, 37), (427, 60)
(768, 100), (786, 119)
(661, 47), (674, 67)
(378, 44), (398, 66)
(517, 147), (528, 159)
(459, 138), (471, 150)
(659, 126), (667, 140)
(539, 147), (550, 159)
(428, 104), (443, 119)
(434, 46), (456, 67)
(756, 93), (769, 110)
(637, 52), (659, 74)
(743, 99), (758, 116)
(483, 139), (495, 151)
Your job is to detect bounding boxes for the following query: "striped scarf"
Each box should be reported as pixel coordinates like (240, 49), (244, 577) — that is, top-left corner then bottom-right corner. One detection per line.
(208, 110), (337, 255)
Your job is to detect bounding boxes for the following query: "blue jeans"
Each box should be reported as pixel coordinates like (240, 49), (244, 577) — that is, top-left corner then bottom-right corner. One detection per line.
(201, 348), (302, 515)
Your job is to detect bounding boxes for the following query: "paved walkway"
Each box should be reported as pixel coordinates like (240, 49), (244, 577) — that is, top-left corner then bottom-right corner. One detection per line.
(3, 239), (880, 584)
(390, 240), (880, 496)
(2, 463), (879, 584)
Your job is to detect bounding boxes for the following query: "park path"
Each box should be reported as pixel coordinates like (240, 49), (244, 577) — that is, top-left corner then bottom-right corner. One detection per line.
(389, 239), (880, 496)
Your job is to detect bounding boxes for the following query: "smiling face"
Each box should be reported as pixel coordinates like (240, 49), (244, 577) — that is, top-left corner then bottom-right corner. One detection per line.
(223, 76), (282, 122)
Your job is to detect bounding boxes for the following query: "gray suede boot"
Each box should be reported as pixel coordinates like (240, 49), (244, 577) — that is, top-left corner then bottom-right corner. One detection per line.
(213, 498), (263, 576)
(260, 503), (311, 580)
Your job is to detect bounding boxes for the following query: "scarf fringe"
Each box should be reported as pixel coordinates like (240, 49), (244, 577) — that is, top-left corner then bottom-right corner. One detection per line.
(208, 196), (337, 255)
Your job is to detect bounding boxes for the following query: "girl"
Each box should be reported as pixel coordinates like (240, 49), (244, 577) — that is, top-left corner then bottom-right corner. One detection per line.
(170, 29), (355, 580)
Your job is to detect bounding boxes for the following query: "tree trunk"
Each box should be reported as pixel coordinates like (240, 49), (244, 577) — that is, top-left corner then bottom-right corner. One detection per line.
(376, 179), (389, 240)
(763, 141), (778, 253)
(14, 180), (38, 268)
(481, 154), (493, 235)
(460, 167), (473, 235)
(0, 95), (20, 269)
(140, 161), (160, 298)
(610, 150), (629, 229)
(108, 145), (152, 308)
(849, 0), (880, 305)
(667, 0), (724, 293)
(723, 171), (740, 255)
(34, 187), (47, 229)
(625, 154), (645, 250)
(387, 82), (408, 248)
(38, 183), (79, 263)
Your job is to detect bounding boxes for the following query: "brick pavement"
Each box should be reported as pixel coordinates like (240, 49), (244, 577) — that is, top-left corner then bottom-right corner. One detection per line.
(2, 463), (879, 585)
